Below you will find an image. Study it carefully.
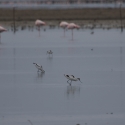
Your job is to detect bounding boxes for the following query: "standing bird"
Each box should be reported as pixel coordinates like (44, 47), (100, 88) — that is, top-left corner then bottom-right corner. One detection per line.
(33, 63), (45, 73)
(64, 74), (82, 86)
(0, 26), (7, 43)
(46, 50), (53, 56)
(35, 19), (46, 36)
(67, 23), (80, 40)
(59, 21), (69, 37)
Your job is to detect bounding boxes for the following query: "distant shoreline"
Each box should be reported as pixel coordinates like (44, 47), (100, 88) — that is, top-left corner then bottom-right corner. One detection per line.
(0, 8), (125, 21)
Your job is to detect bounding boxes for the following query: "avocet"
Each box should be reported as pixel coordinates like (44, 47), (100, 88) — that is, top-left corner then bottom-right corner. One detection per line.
(33, 63), (45, 73)
(47, 50), (53, 56)
(64, 74), (82, 85)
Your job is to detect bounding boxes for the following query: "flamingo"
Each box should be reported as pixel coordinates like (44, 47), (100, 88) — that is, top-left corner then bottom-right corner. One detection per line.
(35, 19), (46, 36)
(0, 26), (7, 42)
(59, 21), (69, 37)
(67, 23), (80, 40)
(64, 74), (82, 86)
(33, 63), (45, 73)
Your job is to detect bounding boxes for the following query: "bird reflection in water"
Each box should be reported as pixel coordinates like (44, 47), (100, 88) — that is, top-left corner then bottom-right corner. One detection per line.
(46, 51), (53, 64)
(66, 85), (80, 97)
(37, 72), (45, 78)
(46, 50), (53, 57)
(35, 71), (45, 84)
(47, 56), (53, 61)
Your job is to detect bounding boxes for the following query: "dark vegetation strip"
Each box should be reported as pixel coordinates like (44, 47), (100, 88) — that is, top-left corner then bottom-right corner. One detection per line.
(0, 8), (125, 21)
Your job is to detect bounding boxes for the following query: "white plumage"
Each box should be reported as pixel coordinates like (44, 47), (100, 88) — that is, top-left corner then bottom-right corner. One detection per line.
(0, 26), (7, 33)
(0, 26), (7, 42)
(47, 50), (53, 56)
(33, 63), (45, 73)
(64, 74), (82, 85)
(35, 19), (46, 36)
(35, 20), (46, 26)
(60, 21), (69, 28)
(59, 21), (69, 36)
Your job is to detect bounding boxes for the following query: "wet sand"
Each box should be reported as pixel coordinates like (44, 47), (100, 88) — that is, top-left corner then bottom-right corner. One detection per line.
(0, 8), (125, 21)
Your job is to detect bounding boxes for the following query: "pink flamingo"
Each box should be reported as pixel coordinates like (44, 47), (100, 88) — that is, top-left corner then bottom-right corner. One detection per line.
(59, 21), (69, 37)
(0, 26), (7, 42)
(67, 23), (80, 40)
(35, 19), (46, 36)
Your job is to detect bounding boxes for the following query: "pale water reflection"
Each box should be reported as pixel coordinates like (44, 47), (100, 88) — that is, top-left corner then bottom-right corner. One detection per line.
(0, 24), (125, 125)
(66, 85), (80, 98)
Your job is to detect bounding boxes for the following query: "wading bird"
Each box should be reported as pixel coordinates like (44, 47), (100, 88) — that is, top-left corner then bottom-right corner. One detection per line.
(33, 63), (45, 73)
(59, 21), (69, 37)
(35, 19), (46, 36)
(64, 74), (82, 85)
(0, 26), (7, 42)
(67, 23), (80, 40)
(46, 50), (53, 56)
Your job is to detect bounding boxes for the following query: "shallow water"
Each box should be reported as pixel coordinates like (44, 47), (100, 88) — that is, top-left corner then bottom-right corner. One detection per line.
(0, 26), (125, 125)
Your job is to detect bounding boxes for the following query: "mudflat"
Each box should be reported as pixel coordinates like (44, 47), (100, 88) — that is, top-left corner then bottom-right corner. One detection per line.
(0, 8), (125, 21)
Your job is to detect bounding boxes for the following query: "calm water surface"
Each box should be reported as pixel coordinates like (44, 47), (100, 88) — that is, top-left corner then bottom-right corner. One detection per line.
(0, 25), (125, 125)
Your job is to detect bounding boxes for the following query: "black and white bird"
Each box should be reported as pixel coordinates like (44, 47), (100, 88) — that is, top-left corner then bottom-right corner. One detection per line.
(47, 50), (53, 56)
(64, 74), (82, 85)
(33, 63), (45, 73)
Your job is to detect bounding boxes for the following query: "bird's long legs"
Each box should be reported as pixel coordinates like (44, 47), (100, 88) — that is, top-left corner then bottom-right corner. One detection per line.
(38, 26), (41, 37)
(47, 53), (53, 57)
(37, 69), (45, 73)
(67, 80), (72, 86)
(64, 28), (65, 37)
(72, 29), (73, 41)
(0, 33), (1, 43)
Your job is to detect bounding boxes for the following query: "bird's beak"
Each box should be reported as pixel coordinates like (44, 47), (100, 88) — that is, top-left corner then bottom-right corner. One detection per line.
(78, 78), (82, 83)
(80, 80), (82, 83)
(78, 79), (82, 83)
